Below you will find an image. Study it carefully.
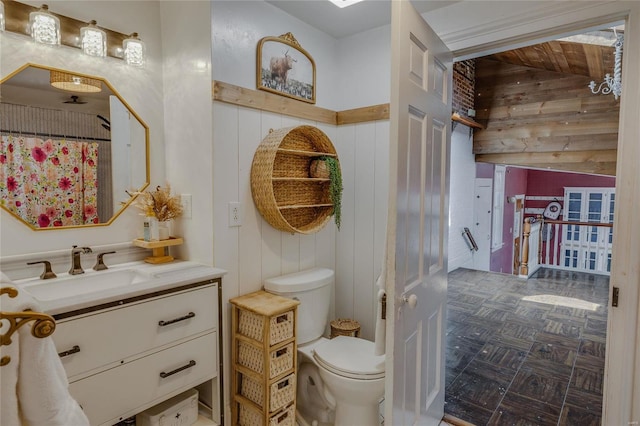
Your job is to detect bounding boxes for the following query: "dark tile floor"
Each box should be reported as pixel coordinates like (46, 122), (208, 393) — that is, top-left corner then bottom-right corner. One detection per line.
(445, 268), (609, 426)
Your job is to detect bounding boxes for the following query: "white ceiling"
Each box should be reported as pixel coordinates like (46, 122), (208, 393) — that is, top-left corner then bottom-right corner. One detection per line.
(265, 0), (459, 39)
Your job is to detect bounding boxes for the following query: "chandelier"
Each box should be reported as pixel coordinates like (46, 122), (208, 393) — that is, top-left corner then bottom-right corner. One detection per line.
(588, 33), (623, 100)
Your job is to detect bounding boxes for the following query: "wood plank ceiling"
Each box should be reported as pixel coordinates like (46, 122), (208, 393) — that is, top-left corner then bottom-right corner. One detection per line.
(473, 38), (621, 176)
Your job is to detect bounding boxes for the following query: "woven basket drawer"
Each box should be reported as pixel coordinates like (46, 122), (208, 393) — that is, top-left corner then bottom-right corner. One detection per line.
(240, 372), (296, 414)
(237, 402), (295, 426)
(238, 310), (294, 346)
(238, 340), (294, 379)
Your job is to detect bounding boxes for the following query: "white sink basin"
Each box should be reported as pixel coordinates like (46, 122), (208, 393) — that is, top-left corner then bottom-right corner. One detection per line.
(21, 269), (153, 302)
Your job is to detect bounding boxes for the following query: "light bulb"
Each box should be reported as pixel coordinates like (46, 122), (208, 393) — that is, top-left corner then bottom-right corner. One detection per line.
(81, 20), (107, 57)
(123, 32), (145, 67)
(0, 1), (5, 32)
(29, 4), (60, 46)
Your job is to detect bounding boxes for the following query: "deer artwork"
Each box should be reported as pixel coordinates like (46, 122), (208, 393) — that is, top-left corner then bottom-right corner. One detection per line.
(269, 49), (297, 88)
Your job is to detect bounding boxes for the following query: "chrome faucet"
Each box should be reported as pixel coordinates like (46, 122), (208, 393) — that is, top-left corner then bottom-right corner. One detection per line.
(69, 245), (92, 275)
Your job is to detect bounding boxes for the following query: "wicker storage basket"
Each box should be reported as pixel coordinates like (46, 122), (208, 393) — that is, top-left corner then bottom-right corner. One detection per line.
(251, 125), (339, 234)
(330, 318), (361, 338)
(237, 340), (294, 379)
(238, 401), (295, 426)
(240, 372), (296, 413)
(238, 309), (294, 346)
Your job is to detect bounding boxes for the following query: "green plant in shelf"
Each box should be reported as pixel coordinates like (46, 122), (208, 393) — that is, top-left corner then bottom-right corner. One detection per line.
(319, 156), (342, 230)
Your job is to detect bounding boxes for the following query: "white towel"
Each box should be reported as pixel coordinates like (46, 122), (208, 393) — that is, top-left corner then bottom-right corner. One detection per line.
(1, 272), (89, 426)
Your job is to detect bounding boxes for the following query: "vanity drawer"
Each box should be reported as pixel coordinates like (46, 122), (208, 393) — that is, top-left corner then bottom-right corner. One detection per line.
(70, 331), (217, 426)
(54, 284), (217, 379)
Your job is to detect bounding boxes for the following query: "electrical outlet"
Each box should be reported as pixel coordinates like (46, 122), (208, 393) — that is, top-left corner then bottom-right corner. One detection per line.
(181, 194), (192, 219)
(229, 202), (242, 227)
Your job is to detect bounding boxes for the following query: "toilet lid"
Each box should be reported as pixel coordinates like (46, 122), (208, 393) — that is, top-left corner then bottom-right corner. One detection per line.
(313, 336), (385, 380)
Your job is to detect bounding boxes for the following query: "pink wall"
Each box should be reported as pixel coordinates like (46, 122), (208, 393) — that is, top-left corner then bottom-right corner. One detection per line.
(525, 169), (615, 215)
(490, 167), (528, 274)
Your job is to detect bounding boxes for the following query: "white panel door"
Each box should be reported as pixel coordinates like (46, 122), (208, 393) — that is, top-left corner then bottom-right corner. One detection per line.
(386, 1), (452, 424)
(473, 178), (492, 271)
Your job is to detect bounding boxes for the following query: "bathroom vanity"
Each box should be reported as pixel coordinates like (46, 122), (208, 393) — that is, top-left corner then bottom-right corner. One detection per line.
(15, 260), (225, 426)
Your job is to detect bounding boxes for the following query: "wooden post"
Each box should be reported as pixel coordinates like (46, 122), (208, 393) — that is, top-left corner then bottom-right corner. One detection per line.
(520, 218), (531, 276)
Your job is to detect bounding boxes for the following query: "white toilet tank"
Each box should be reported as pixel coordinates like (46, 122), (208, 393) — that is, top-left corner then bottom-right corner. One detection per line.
(264, 268), (333, 345)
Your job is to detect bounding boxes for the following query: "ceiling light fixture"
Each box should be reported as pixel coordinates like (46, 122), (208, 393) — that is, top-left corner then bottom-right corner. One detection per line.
(80, 20), (107, 57)
(50, 71), (102, 93)
(589, 33), (623, 100)
(29, 4), (60, 46)
(327, 0), (366, 8)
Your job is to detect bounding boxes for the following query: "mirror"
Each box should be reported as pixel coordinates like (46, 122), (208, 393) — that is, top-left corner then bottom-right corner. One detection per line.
(0, 64), (149, 230)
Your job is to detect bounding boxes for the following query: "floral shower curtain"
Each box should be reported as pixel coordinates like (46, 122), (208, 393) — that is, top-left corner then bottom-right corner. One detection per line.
(0, 135), (99, 227)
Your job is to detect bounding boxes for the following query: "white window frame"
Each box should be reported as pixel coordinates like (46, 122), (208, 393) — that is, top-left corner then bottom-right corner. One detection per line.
(561, 187), (615, 274)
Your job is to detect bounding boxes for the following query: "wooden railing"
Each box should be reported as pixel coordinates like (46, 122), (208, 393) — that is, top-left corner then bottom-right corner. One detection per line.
(520, 215), (614, 276)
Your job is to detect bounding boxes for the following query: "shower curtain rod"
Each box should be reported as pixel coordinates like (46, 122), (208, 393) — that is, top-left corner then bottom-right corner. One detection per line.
(0, 129), (111, 143)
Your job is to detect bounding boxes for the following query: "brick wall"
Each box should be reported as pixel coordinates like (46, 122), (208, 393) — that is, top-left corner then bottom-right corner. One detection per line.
(453, 59), (475, 117)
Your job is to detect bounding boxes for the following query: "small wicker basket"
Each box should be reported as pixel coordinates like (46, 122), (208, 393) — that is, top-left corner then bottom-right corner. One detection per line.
(330, 318), (361, 338)
(251, 125), (340, 234)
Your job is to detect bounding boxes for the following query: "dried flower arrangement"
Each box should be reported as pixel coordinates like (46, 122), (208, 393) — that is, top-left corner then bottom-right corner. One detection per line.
(132, 184), (183, 222)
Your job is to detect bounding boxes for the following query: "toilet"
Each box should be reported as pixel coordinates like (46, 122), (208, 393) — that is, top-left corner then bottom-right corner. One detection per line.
(264, 268), (385, 426)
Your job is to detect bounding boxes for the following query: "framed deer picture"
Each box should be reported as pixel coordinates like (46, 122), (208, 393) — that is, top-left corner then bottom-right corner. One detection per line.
(257, 33), (316, 104)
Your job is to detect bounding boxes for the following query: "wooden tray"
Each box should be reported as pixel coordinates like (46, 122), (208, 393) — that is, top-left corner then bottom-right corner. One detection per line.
(133, 237), (183, 264)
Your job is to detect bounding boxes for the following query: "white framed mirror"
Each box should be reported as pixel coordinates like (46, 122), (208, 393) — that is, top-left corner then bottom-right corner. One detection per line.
(0, 63), (149, 230)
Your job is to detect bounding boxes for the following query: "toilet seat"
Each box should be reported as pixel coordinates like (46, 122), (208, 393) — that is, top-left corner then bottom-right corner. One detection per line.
(313, 336), (385, 380)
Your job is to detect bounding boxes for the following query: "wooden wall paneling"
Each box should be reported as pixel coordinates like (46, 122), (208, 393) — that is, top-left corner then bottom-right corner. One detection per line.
(238, 107), (264, 296)
(214, 81), (390, 126)
(335, 125), (356, 322)
(542, 41), (572, 75)
(213, 81), (336, 125)
(213, 103), (240, 298)
(353, 122), (377, 340)
(474, 57), (620, 173)
(476, 96), (619, 121)
(473, 133), (619, 154)
(476, 149), (617, 176)
(476, 149), (617, 164)
(260, 112), (284, 280)
(583, 43), (604, 79)
(337, 104), (390, 125)
(484, 41), (613, 79)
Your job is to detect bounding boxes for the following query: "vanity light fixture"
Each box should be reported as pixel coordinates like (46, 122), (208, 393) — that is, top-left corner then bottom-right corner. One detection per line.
(29, 4), (60, 46)
(327, 0), (366, 8)
(0, 1), (5, 32)
(80, 20), (107, 58)
(50, 71), (102, 93)
(3, 1), (144, 66)
(123, 33), (145, 67)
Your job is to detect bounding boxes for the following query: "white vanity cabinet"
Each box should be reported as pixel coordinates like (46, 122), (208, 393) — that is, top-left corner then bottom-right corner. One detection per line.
(51, 278), (222, 426)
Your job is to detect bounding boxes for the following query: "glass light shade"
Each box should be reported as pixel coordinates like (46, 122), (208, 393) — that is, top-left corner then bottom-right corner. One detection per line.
(29, 4), (60, 45)
(50, 71), (102, 93)
(123, 33), (145, 67)
(81, 20), (107, 57)
(0, 1), (5, 32)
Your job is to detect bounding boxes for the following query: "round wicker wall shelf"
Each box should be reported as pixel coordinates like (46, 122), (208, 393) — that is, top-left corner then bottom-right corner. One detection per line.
(250, 125), (340, 234)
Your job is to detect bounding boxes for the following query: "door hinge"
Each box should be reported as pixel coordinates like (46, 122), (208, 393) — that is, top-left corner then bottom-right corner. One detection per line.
(612, 286), (619, 307)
